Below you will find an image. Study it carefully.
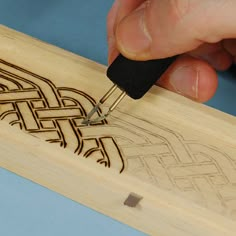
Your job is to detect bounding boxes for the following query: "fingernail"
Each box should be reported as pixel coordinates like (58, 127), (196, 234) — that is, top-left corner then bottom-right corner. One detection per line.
(169, 66), (199, 99)
(117, 9), (152, 57)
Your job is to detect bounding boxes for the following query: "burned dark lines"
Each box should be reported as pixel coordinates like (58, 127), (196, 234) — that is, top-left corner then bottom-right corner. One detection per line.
(0, 59), (125, 173)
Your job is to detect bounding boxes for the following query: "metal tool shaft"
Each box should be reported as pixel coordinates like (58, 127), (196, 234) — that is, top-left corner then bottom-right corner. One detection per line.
(82, 84), (126, 125)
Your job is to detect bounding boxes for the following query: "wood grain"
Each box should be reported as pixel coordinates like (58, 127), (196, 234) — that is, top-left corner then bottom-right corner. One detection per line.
(0, 25), (235, 235)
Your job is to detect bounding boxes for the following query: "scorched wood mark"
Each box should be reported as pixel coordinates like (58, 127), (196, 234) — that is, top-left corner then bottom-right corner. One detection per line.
(0, 59), (236, 219)
(0, 59), (125, 173)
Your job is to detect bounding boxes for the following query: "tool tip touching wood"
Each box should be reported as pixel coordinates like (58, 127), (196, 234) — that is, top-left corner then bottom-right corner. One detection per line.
(81, 84), (126, 125)
(82, 54), (176, 125)
(1, 25), (236, 236)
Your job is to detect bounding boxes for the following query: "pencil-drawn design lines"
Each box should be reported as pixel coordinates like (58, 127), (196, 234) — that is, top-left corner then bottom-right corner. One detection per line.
(0, 59), (236, 219)
(111, 113), (236, 218)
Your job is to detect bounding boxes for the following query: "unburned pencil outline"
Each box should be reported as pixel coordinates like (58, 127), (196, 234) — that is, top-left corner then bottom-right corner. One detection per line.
(0, 59), (236, 219)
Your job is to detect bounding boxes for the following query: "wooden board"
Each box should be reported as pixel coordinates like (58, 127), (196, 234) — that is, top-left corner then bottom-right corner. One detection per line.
(0, 25), (235, 235)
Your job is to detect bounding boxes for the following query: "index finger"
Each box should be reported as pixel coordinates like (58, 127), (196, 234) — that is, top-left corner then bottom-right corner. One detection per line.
(107, 0), (145, 64)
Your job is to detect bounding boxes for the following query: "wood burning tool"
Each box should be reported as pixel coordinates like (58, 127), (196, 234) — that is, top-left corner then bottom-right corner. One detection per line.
(82, 54), (177, 125)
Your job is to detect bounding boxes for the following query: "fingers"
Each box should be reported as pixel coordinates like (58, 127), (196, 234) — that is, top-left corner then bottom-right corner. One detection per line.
(157, 55), (218, 102)
(107, 0), (235, 103)
(107, 0), (120, 64)
(189, 42), (233, 71)
(107, 0), (145, 64)
(115, 0), (236, 60)
(223, 39), (236, 63)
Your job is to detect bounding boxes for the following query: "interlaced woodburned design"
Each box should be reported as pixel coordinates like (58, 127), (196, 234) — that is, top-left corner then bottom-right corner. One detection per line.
(0, 59), (125, 173)
(0, 59), (236, 219)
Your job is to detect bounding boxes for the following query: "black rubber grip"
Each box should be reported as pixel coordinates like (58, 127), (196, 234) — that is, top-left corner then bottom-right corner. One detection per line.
(107, 54), (177, 99)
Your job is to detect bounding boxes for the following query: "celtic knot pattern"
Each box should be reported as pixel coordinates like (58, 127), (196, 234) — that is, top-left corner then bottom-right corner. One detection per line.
(0, 59), (236, 220)
(0, 59), (124, 172)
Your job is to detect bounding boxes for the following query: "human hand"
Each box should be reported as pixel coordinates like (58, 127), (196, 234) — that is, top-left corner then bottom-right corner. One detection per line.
(107, 0), (236, 102)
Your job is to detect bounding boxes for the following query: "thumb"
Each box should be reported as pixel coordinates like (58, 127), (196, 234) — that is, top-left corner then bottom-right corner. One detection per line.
(115, 0), (236, 60)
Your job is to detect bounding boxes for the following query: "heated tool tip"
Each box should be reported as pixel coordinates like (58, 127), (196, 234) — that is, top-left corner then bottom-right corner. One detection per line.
(82, 53), (176, 125)
(82, 84), (126, 125)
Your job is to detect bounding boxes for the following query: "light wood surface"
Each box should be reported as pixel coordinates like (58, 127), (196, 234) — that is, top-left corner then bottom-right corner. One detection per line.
(0, 25), (235, 235)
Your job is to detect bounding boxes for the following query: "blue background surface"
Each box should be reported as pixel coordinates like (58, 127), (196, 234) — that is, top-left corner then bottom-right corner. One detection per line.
(0, 1), (235, 235)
